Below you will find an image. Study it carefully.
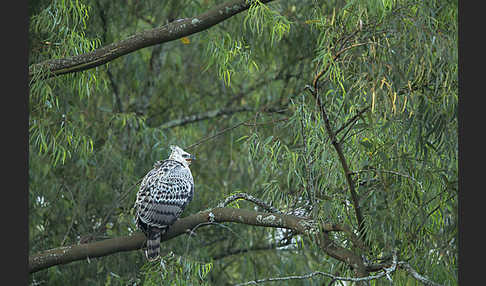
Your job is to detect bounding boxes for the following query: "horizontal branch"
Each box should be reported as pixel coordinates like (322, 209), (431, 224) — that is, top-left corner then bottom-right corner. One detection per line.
(159, 105), (288, 130)
(216, 192), (283, 214)
(29, 0), (275, 82)
(214, 192), (366, 250)
(29, 208), (443, 286)
(159, 106), (254, 129)
(235, 254), (398, 286)
(29, 207), (316, 273)
(183, 109), (288, 150)
(234, 254), (445, 286)
(213, 239), (293, 260)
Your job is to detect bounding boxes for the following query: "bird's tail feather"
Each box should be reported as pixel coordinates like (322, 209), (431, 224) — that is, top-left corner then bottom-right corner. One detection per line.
(145, 231), (161, 261)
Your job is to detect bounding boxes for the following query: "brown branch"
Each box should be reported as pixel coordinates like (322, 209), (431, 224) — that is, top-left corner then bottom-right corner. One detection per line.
(312, 41), (377, 89)
(29, 206), (366, 274)
(235, 254), (445, 286)
(28, 0), (276, 82)
(308, 41), (372, 243)
(308, 85), (367, 243)
(317, 231), (369, 279)
(29, 207), (316, 273)
(234, 254), (396, 286)
(334, 106), (370, 138)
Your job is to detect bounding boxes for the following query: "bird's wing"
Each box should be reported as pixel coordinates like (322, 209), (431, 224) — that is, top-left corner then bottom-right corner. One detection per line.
(135, 160), (194, 230)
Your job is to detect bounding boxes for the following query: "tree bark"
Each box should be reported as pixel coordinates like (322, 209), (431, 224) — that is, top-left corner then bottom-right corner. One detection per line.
(29, 207), (315, 273)
(29, 0), (276, 82)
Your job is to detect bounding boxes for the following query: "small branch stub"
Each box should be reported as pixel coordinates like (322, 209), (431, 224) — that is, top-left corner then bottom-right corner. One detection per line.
(208, 212), (215, 222)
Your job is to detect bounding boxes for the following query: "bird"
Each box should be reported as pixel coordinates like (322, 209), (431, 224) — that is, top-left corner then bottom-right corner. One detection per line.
(134, 145), (195, 261)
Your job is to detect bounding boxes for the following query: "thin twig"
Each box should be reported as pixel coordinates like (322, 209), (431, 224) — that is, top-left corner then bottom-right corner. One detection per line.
(235, 255), (444, 286)
(242, 117), (288, 126)
(212, 239), (293, 260)
(184, 107), (287, 150)
(184, 120), (248, 150)
(312, 41), (376, 89)
(350, 168), (424, 192)
(160, 106), (253, 130)
(60, 186), (76, 246)
(234, 254), (398, 286)
(216, 192), (282, 214)
(335, 106), (370, 138)
(398, 262), (444, 286)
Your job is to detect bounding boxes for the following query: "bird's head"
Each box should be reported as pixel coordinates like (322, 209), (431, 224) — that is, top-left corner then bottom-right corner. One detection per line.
(169, 145), (196, 166)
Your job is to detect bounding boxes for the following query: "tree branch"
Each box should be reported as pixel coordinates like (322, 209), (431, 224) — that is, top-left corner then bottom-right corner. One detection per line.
(234, 254), (398, 286)
(307, 84), (367, 242)
(317, 231), (369, 279)
(159, 106), (254, 130)
(29, 0), (276, 82)
(212, 239), (293, 260)
(216, 192), (282, 214)
(398, 262), (444, 286)
(234, 254), (445, 286)
(29, 207), (315, 273)
(307, 41), (370, 242)
(184, 120), (248, 150)
(335, 105), (370, 139)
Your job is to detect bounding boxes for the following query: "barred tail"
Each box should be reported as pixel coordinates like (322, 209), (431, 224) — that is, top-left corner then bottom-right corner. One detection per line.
(145, 231), (161, 261)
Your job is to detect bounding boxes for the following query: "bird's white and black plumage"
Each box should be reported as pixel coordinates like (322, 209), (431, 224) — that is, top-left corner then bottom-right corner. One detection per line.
(134, 145), (195, 261)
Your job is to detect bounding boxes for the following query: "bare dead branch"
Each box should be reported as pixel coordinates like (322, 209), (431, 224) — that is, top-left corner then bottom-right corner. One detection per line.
(398, 262), (444, 286)
(215, 192), (366, 251)
(234, 252), (445, 286)
(234, 254), (398, 286)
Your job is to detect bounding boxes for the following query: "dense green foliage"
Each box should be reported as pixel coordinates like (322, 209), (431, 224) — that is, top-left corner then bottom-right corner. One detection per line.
(29, 0), (457, 285)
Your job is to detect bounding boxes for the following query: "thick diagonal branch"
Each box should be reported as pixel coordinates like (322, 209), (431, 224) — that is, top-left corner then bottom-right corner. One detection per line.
(29, 0), (276, 82)
(308, 86), (366, 242)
